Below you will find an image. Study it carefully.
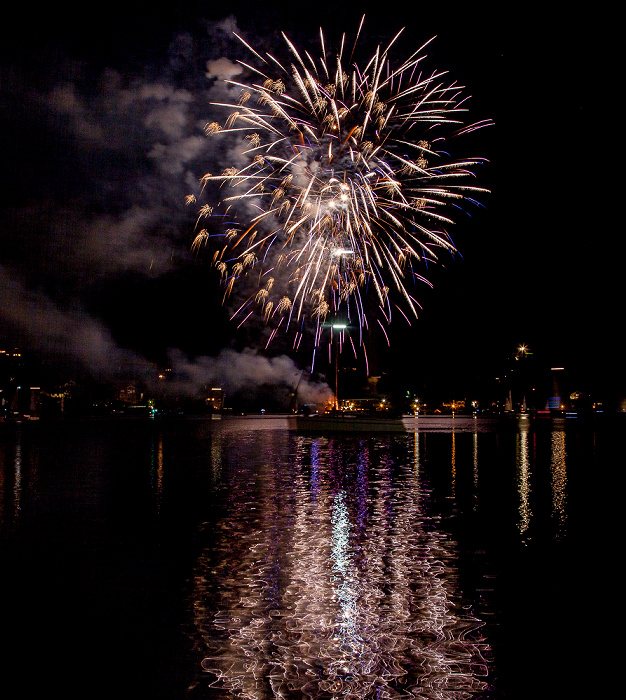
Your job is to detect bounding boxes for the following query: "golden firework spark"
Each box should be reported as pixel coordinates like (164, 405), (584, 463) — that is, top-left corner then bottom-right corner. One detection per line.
(191, 16), (491, 360)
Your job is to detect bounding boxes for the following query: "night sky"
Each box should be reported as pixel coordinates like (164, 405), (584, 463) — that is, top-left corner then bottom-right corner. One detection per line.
(0, 3), (615, 404)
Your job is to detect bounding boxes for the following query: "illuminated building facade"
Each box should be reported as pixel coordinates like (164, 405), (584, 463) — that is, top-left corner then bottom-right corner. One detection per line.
(206, 387), (224, 411)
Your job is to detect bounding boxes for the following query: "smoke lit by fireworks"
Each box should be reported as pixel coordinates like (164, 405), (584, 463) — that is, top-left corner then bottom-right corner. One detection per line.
(190, 17), (491, 366)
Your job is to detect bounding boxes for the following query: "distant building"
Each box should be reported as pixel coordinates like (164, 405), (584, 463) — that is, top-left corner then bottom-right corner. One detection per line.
(28, 387), (41, 418)
(442, 399), (466, 413)
(338, 395), (392, 412)
(547, 367), (565, 411)
(118, 382), (142, 404)
(207, 387), (224, 411)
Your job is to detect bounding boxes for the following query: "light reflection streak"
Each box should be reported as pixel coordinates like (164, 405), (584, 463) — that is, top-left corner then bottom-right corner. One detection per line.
(450, 432), (456, 498)
(472, 429), (479, 510)
(309, 438), (321, 499)
(515, 420), (532, 539)
(550, 429), (567, 538)
(414, 429), (420, 476)
(13, 434), (22, 522)
(150, 430), (164, 513)
(330, 490), (359, 668)
(210, 431), (223, 483)
(194, 433), (490, 698)
(0, 440), (5, 527)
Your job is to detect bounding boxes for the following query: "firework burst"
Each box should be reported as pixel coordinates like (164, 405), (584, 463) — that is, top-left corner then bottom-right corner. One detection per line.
(191, 17), (491, 364)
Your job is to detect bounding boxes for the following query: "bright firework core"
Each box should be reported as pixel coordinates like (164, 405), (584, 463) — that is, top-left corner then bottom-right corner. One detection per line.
(191, 17), (492, 361)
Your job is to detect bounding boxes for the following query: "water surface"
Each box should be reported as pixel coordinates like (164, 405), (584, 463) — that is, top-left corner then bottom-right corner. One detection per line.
(0, 415), (601, 698)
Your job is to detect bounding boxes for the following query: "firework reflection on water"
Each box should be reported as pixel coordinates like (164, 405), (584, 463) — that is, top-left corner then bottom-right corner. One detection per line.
(192, 432), (491, 698)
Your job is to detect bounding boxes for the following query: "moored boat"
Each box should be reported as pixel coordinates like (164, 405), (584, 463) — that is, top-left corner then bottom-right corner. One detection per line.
(290, 412), (412, 433)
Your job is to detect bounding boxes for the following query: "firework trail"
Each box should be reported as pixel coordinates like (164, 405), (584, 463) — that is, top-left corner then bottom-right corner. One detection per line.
(190, 17), (491, 366)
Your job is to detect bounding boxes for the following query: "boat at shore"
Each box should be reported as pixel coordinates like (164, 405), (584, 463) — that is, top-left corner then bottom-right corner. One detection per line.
(288, 412), (559, 433)
(291, 412), (411, 433)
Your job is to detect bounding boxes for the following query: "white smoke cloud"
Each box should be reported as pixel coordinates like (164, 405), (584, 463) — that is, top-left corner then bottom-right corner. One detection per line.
(0, 16), (332, 404)
(205, 57), (243, 81)
(84, 206), (175, 274)
(0, 265), (151, 378)
(0, 264), (331, 402)
(48, 83), (106, 145)
(165, 347), (332, 403)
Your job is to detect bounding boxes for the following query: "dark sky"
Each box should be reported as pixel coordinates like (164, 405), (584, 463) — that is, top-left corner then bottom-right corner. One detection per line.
(0, 2), (615, 402)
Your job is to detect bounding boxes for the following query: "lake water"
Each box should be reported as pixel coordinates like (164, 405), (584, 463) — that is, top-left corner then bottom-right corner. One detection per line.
(0, 414), (602, 698)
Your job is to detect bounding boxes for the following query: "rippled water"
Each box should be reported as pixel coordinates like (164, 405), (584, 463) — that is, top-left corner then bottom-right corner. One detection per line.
(0, 415), (601, 699)
(194, 431), (491, 699)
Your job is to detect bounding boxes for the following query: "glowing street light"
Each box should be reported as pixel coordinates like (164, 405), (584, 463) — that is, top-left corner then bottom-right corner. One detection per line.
(325, 320), (349, 410)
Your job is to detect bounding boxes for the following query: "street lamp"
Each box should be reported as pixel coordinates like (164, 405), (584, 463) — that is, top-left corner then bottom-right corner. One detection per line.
(331, 321), (348, 410)
(327, 242), (353, 411)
